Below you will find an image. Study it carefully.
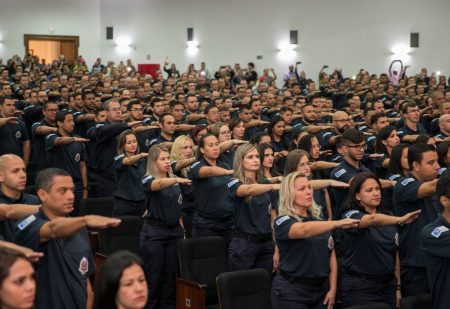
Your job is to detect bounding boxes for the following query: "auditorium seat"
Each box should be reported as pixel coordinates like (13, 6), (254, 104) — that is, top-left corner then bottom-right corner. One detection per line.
(78, 197), (113, 217)
(400, 294), (431, 309)
(98, 215), (143, 255)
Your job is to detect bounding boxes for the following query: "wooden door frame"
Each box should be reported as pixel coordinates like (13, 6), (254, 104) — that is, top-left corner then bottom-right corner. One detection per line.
(24, 34), (79, 62)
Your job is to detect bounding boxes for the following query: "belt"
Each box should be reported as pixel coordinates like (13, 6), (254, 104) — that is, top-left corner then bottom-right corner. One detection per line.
(145, 218), (179, 229)
(279, 269), (327, 287)
(233, 230), (272, 243)
(346, 270), (395, 284)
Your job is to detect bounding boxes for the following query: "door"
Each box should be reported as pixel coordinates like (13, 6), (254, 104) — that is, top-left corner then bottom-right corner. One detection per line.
(24, 34), (79, 65)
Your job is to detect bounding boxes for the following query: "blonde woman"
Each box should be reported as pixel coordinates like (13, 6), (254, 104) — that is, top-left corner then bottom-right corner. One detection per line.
(227, 143), (280, 273)
(271, 172), (359, 309)
(170, 135), (196, 237)
(140, 145), (191, 309)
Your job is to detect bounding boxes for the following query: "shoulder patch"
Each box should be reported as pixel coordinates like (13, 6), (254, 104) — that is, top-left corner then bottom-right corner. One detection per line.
(275, 215), (290, 226)
(322, 132), (331, 138)
(227, 179), (239, 188)
(149, 138), (158, 145)
(328, 235), (334, 250)
(190, 161), (200, 169)
(367, 136), (376, 141)
(141, 175), (153, 184)
(334, 168), (347, 178)
(345, 210), (360, 218)
(114, 154), (125, 161)
(397, 130), (404, 135)
(431, 226), (450, 238)
(45, 133), (56, 140)
(438, 167), (447, 176)
(17, 215), (36, 231)
(389, 174), (401, 181)
(96, 123), (104, 128)
(401, 178), (415, 186)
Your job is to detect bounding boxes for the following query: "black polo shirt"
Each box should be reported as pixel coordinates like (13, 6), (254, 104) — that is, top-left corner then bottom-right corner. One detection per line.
(397, 123), (427, 142)
(0, 119), (29, 157)
(421, 215), (450, 309)
(113, 154), (146, 201)
(393, 175), (441, 267)
(31, 119), (56, 171)
(275, 215), (333, 278)
(14, 209), (94, 309)
(46, 133), (87, 182)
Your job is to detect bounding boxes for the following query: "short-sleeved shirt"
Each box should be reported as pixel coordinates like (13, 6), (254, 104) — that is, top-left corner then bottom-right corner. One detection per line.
(113, 154), (146, 201)
(31, 119), (55, 170)
(397, 123), (427, 142)
(341, 209), (398, 275)
(421, 215), (450, 309)
(393, 175), (441, 267)
(0, 119), (29, 157)
(14, 209), (94, 309)
(228, 178), (277, 235)
(0, 190), (39, 242)
(275, 215), (333, 278)
(142, 175), (182, 226)
(190, 159), (234, 219)
(46, 133), (87, 182)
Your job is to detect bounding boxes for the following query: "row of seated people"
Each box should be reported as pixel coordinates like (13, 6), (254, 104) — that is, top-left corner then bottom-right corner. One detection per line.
(0, 54), (450, 308)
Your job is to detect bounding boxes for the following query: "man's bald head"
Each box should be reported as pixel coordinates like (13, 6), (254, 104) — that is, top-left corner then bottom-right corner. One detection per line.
(333, 111), (349, 122)
(0, 154), (24, 172)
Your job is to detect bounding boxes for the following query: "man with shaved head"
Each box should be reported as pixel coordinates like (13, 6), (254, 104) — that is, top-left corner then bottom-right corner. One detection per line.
(0, 154), (39, 242)
(319, 111), (352, 158)
(436, 114), (450, 141)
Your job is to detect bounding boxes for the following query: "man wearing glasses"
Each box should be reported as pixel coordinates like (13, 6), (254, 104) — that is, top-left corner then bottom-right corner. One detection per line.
(31, 101), (58, 171)
(397, 102), (427, 143)
(320, 111), (352, 158)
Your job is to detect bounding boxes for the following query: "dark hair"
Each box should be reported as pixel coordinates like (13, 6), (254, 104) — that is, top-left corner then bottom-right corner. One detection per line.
(36, 168), (71, 192)
(43, 101), (58, 111)
(249, 132), (270, 145)
(375, 125), (396, 155)
(297, 134), (316, 155)
(284, 149), (310, 176)
(127, 100), (142, 111)
(169, 100), (184, 110)
(55, 110), (72, 124)
(436, 172), (450, 199)
(196, 133), (217, 160)
(388, 144), (409, 176)
(437, 141), (450, 167)
(159, 112), (174, 125)
(401, 101), (417, 114)
(268, 116), (285, 137)
(415, 134), (433, 144)
(204, 104), (218, 115)
(370, 112), (386, 125)
(228, 118), (245, 137)
(93, 250), (145, 309)
(238, 104), (251, 113)
(342, 128), (365, 145)
(0, 247), (30, 290)
(408, 143), (436, 170)
(342, 172), (383, 213)
(256, 143), (278, 176)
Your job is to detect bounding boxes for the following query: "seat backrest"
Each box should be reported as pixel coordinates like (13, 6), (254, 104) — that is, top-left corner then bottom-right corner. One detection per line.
(400, 294), (431, 309)
(98, 216), (143, 255)
(216, 268), (271, 309)
(79, 197), (113, 217)
(178, 236), (228, 305)
(346, 303), (391, 309)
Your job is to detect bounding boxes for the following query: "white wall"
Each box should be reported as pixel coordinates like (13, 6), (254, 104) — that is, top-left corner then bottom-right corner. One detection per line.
(0, 0), (100, 64)
(1, 0), (450, 81)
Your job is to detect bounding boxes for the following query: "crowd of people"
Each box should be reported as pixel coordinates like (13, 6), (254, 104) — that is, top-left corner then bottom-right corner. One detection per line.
(0, 53), (450, 309)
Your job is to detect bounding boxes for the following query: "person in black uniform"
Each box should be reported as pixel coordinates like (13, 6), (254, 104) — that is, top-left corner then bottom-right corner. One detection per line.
(341, 173), (420, 308)
(227, 143), (280, 273)
(14, 168), (121, 309)
(140, 145), (191, 309)
(421, 173), (450, 309)
(94, 100), (142, 197)
(272, 171), (359, 309)
(0, 154), (40, 242)
(0, 96), (31, 166)
(31, 101), (58, 171)
(393, 143), (441, 297)
(190, 133), (235, 244)
(45, 110), (89, 214)
(112, 129), (147, 217)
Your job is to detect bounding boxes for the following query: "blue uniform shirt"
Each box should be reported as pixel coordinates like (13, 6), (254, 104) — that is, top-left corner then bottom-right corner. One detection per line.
(393, 175), (441, 267)
(14, 209), (94, 309)
(275, 215), (333, 278)
(113, 154), (146, 201)
(421, 215), (450, 309)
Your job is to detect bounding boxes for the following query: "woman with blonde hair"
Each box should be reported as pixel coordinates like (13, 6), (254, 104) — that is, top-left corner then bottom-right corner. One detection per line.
(112, 129), (148, 217)
(272, 172), (359, 309)
(140, 145), (191, 309)
(227, 143), (280, 273)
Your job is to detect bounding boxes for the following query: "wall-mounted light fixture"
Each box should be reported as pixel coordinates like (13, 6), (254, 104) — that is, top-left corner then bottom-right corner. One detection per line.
(115, 36), (135, 52)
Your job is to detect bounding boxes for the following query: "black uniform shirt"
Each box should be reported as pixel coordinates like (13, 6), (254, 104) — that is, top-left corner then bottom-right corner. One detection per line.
(113, 154), (146, 201)
(0, 190), (39, 242)
(0, 119), (29, 157)
(142, 175), (182, 226)
(190, 159), (234, 219)
(31, 119), (55, 170)
(228, 178), (277, 235)
(393, 175), (441, 267)
(342, 209), (398, 275)
(46, 133), (87, 182)
(421, 215), (450, 309)
(14, 209), (94, 309)
(275, 215), (333, 278)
